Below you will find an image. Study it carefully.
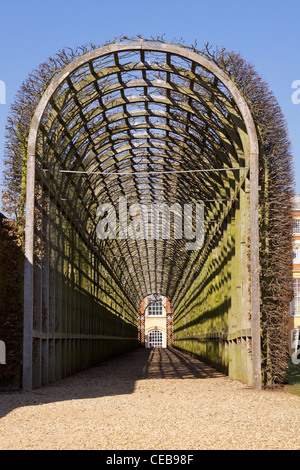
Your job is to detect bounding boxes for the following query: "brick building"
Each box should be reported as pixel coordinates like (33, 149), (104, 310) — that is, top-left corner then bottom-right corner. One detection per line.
(290, 195), (300, 354)
(138, 295), (173, 348)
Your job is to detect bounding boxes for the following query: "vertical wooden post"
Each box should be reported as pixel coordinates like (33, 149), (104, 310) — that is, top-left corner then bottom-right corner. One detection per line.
(42, 188), (50, 386)
(250, 147), (262, 389)
(23, 144), (36, 390)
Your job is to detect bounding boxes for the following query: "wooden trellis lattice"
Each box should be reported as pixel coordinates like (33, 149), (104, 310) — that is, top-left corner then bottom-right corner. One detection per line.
(2, 38), (293, 391)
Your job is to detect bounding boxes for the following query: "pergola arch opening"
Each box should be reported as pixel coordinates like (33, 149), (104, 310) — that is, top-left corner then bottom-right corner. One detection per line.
(23, 41), (260, 390)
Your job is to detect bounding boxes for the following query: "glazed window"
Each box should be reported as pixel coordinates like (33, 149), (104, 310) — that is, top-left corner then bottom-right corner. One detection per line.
(148, 330), (163, 348)
(148, 298), (163, 316)
(292, 279), (300, 316)
(293, 248), (300, 263)
(293, 219), (300, 234)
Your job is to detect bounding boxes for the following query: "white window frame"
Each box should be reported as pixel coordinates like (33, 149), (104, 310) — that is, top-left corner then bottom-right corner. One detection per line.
(291, 329), (300, 344)
(293, 247), (300, 264)
(293, 219), (300, 235)
(147, 296), (164, 316)
(292, 279), (300, 316)
(148, 329), (164, 348)
(293, 195), (300, 211)
(291, 329), (300, 356)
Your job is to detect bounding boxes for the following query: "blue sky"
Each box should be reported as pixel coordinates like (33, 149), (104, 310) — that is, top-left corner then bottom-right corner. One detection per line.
(0, 0), (300, 201)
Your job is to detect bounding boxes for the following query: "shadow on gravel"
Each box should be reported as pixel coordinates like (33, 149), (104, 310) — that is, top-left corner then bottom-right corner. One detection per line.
(0, 347), (223, 419)
(143, 347), (225, 380)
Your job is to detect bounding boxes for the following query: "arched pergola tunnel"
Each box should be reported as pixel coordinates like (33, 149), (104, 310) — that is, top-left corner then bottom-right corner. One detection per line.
(23, 40), (261, 391)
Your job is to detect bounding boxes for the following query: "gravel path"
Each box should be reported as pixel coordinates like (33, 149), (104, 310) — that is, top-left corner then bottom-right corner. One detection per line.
(0, 347), (299, 450)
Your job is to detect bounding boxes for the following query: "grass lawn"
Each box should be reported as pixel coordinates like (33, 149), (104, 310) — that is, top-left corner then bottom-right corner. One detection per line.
(284, 359), (300, 396)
